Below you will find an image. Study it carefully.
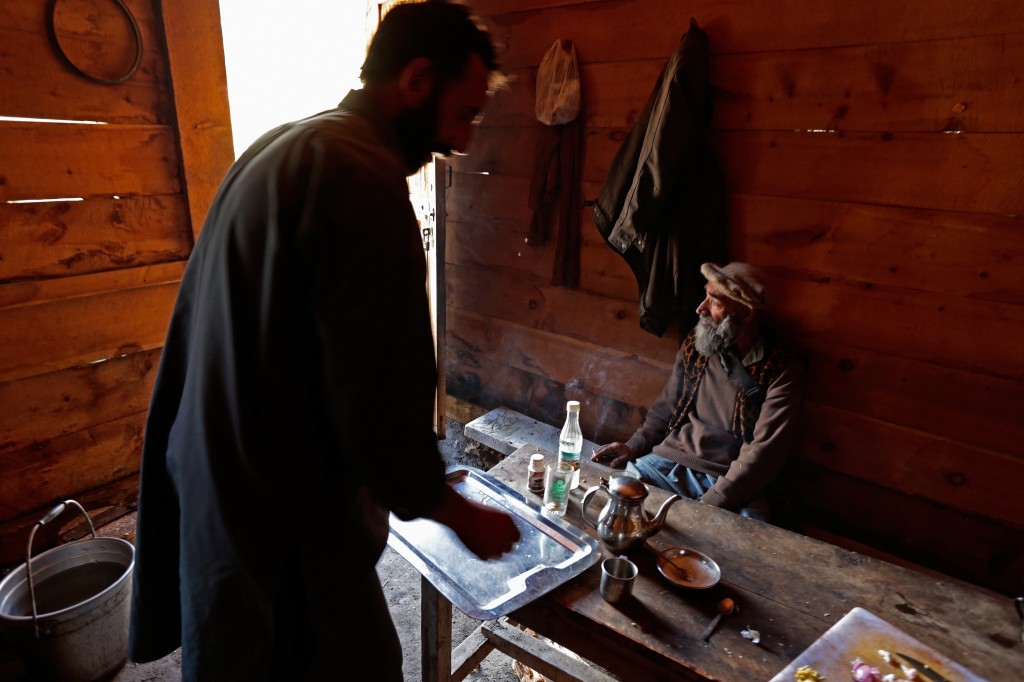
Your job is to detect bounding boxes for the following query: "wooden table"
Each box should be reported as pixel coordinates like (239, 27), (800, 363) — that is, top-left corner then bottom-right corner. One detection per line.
(413, 445), (1023, 681)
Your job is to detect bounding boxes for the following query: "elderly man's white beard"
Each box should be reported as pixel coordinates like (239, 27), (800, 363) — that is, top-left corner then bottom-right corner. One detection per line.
(694, 314), (740, 357)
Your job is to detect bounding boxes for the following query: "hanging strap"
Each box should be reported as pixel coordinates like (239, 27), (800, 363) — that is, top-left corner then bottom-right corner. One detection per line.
(721, 353), (764, 407)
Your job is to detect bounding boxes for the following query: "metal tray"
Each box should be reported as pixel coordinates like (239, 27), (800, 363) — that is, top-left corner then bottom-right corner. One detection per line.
(387, 465), (601, 620)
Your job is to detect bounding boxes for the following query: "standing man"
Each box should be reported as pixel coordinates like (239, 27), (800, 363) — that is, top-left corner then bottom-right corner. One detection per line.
(128, 3), (519, 680)
(593, 262), (805, 522)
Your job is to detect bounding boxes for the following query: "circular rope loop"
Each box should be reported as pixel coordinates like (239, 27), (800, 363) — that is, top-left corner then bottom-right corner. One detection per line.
(46, 0), (143, 86)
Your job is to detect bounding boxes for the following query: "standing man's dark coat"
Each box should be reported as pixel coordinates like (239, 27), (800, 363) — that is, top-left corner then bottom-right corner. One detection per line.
(129, 90), (448, 680)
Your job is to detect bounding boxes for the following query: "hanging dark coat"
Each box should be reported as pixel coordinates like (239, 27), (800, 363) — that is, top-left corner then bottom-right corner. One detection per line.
(591, 18), (728, 337)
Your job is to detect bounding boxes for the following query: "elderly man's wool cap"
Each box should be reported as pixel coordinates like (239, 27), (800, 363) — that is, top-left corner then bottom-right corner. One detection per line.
(700, 262), (768, 309)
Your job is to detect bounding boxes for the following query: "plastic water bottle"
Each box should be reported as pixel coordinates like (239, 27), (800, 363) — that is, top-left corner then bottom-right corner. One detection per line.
(559, 400), (583, 489)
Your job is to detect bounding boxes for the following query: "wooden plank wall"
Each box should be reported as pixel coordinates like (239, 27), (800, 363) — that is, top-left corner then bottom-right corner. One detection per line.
(0, 0), (233, 563)
(447, 0), (1024, 595)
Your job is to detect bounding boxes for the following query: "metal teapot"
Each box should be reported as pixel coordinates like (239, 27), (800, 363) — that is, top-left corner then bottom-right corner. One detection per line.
(581, 476), (682, 554)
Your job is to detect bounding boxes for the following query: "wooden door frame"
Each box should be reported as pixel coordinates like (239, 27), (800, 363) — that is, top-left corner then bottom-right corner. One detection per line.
(374, 1), (447, 437)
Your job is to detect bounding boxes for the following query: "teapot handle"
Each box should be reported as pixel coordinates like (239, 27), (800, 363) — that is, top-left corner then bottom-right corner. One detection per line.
(580, 485), (606, 529)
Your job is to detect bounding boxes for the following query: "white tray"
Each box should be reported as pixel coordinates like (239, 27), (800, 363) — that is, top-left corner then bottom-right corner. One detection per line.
(770, 607), (988, 682)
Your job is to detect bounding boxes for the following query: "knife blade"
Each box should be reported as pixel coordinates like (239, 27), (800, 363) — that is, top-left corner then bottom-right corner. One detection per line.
(893, 652), (955, 682)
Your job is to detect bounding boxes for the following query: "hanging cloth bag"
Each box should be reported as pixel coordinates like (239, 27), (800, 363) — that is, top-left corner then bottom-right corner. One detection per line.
(535, 39), (580, 126)
(528, 40), (584, 287)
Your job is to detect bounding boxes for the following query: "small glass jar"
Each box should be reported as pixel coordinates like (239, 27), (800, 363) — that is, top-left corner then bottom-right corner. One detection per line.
(528, 453), (546, 495)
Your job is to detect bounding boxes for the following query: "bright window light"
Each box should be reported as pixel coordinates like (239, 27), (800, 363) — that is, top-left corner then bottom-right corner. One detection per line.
(0, 116), (105, 124)
(7, 197), (84, 204)
(218, 1), (369, 159)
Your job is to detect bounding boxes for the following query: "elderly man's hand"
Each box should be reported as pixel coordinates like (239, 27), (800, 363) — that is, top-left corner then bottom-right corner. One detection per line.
(591, 442), (637, 470)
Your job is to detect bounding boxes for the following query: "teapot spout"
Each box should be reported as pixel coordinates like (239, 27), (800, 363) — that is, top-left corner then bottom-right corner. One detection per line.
(648, 494), (683, 534)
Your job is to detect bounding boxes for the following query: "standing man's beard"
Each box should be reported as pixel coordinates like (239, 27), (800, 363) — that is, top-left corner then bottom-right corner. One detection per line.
(693, 313), (740, 357)
(393, 85), (447, 174)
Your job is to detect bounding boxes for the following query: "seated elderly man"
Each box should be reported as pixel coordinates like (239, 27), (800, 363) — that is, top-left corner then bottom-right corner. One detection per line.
(592, 262), (805, 522)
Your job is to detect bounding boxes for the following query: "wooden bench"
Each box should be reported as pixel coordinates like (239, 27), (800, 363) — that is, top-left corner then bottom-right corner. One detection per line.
(439, 608), (616, 682)
(464, 406), (600, 459)
(454, 409), (615, 681)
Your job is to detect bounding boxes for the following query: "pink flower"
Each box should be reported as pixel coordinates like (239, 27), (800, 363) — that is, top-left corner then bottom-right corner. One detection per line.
(851, 658), (883, 682)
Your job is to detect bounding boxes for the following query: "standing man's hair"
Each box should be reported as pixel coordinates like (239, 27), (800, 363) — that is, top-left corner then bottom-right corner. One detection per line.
(360, 1), (500, 86)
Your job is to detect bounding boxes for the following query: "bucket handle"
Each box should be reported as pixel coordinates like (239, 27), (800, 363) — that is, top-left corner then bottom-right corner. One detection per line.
(25, 500), (96, 638)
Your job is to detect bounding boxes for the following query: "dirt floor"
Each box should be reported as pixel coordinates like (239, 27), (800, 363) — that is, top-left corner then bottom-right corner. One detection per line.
(103, 544), (522, 682)
(0, 418), (526, 682)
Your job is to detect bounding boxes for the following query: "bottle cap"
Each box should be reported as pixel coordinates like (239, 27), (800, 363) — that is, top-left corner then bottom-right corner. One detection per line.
(531, 453), (545, 463)
(567, 400), (580, 412)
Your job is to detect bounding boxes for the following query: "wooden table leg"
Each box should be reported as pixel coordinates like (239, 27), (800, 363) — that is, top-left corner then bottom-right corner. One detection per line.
(421, 574), (453, 682)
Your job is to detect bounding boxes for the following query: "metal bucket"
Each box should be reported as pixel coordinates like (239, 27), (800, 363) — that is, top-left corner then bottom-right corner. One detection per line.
(0, 500), (135, 682)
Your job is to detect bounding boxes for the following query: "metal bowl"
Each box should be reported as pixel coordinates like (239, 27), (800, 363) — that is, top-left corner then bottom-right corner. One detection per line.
(656, 547), (721, 589)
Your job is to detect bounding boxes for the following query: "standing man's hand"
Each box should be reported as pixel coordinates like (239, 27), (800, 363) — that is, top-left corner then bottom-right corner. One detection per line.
(430, 487), (520, 560)
(591, 442), (637, 470)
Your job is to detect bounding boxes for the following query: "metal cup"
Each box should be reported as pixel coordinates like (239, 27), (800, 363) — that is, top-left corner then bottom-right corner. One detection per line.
(600, 555), (638, 604)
